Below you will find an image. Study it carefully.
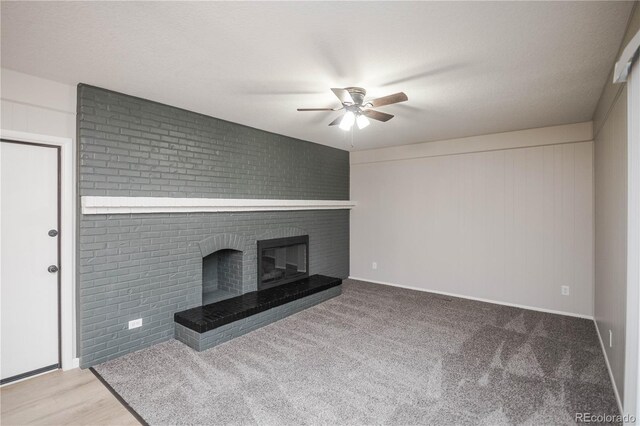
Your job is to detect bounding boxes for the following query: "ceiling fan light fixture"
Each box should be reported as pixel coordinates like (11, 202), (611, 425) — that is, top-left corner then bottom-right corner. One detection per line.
(339, 111), (356, 131)
(297, 87), (408, 133)
(356, 114), (370, 129)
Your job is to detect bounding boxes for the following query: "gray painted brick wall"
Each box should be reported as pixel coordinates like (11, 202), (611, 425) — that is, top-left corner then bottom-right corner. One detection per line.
(78, 86), (350, 367)
(78, 85), (349, 200)
(216, 249), (243, 294)
(202, 254), (219, 294)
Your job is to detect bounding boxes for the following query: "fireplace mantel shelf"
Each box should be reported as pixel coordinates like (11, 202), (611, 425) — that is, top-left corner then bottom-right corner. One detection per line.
(81, 196), (356, 215)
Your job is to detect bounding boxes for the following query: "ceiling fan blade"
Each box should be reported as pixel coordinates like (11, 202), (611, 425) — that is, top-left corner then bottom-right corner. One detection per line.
(331, 88), (354, 104)
(368, 92), (408, 108)
(362, 109), (394, 122)
(297, 108), (336, 111)
(328, 114), (345, 126)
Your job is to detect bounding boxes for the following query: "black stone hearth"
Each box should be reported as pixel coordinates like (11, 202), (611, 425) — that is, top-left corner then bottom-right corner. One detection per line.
(174, 274), (342, 333)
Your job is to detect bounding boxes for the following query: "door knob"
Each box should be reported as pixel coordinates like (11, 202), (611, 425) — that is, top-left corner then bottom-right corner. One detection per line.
(48, 229), (58, 237)
(48, 265), (59, 273)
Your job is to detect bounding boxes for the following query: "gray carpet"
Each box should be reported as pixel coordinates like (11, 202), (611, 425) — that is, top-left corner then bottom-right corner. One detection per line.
(94, 279), (619, 425)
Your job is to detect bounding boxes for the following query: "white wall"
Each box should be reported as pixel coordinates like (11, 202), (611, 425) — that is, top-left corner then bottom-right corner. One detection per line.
(1, 68), (78, 360)
(350, 122), (594, 317)
(592, 4), (640, 409)
(594, 88), (628, 404)
(1, 68), (76, 137)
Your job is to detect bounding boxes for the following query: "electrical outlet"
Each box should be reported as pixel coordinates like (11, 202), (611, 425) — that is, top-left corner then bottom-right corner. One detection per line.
(561, 285), (570, 296)
(372, 262), (377, 270)
(128, 318), (142, 329)
(609, 330), (613, 348)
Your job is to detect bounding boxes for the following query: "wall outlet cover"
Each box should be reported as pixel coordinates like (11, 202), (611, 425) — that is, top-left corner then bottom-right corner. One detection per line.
(372, 262), (377, 270)
(561, 285), (570, 296)
(128, 318), (142, 329)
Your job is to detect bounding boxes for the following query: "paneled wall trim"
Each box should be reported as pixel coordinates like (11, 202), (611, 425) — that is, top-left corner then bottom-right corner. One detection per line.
(351, 132), (594, 318)
(351, 121), (592, 165)
(81, 196), (356, 214)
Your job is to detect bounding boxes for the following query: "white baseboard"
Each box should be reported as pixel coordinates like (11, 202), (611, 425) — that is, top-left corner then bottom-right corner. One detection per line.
(61, 356), (79, 371)
(347, 276), (594, 320)
(594, 320), (624, 415)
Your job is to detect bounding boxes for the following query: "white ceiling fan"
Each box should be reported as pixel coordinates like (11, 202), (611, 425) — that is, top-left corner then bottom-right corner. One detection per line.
(297, 87), (408, 131)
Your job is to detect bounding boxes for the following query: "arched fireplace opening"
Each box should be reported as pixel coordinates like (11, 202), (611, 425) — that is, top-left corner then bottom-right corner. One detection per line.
(202, 249), (243, 304)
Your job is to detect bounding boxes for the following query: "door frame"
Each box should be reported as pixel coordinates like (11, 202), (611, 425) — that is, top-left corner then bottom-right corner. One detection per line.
(0, 129), (77, 371)
(624, 44), (640, 423)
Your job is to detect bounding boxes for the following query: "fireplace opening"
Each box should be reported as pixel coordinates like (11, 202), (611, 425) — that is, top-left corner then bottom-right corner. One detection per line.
(257, 235), (309, 290)
(202, 249), (243, 305)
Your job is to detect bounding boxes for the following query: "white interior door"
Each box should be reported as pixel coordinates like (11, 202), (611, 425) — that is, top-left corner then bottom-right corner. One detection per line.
(1, 141), (59, 383)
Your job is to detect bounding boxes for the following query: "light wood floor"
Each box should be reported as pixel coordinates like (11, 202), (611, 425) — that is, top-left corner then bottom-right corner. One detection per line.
(1, 368), (140, 425)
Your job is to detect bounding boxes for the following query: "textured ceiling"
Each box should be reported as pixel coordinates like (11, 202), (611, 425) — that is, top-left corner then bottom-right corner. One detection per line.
(0, 1), (634, 151)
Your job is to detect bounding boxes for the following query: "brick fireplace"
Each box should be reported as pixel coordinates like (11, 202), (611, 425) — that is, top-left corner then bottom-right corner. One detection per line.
(77, 84), (351, 367)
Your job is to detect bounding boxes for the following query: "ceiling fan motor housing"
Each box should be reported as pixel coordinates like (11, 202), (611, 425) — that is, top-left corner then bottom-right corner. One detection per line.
(345, 87), (366, 106)
(297, 86), (407, 127)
